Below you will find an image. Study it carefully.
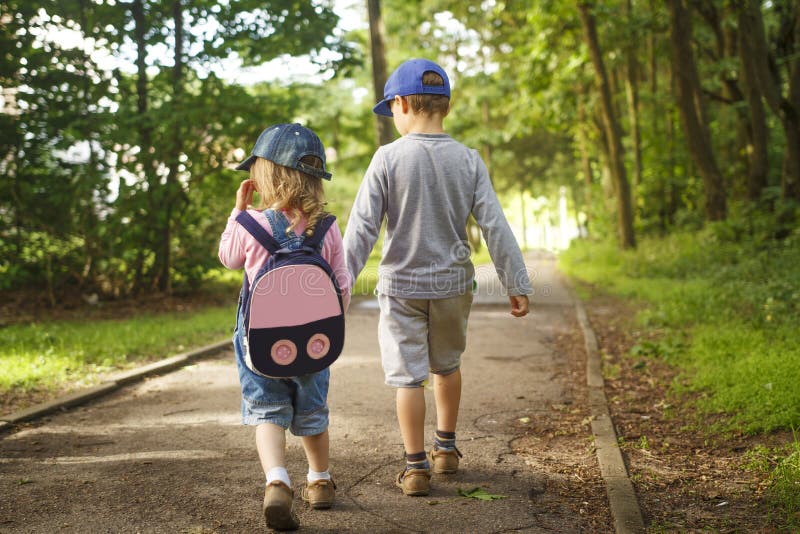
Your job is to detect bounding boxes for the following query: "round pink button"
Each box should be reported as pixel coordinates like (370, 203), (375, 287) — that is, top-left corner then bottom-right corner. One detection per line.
(306, 334), (330, 359)
(270, 340), (297, 365)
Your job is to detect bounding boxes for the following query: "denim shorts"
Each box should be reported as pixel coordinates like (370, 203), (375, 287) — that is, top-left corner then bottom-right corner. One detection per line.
(233, 310), (329, 436)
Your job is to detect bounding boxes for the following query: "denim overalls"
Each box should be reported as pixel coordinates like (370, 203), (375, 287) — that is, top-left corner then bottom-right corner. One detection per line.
(232, 209), (330, 435)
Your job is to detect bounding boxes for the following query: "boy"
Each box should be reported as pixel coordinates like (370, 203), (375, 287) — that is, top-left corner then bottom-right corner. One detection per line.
(343, 58), (532, 496)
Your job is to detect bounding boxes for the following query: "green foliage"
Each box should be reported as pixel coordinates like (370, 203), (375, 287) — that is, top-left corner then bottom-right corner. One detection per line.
(0, 0), (358, 300)
(745, 434), (800, 529)
(560, 207), (800, 433)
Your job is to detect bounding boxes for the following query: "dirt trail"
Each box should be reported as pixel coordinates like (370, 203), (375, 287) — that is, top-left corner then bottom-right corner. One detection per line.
(0, 253), (613, 533)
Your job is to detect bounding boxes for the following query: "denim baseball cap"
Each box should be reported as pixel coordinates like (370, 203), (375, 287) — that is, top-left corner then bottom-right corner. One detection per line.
(373, 58), (451, 117)
(235, 123), (332, 180)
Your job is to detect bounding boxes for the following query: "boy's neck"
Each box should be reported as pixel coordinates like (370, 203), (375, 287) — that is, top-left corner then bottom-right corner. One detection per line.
(405, 113), (446, 135)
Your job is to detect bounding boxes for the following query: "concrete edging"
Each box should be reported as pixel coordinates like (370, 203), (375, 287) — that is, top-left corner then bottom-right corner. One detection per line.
(573, 292), (646, 533)
(0, 339), (231, 428)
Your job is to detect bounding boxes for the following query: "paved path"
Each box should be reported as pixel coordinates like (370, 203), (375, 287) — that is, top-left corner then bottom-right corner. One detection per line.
(0, 253), (605, 533)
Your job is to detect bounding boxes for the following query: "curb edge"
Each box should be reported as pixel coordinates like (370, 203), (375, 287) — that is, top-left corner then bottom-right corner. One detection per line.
(0, 339), (231, 430)
(568, 281), (646, 534)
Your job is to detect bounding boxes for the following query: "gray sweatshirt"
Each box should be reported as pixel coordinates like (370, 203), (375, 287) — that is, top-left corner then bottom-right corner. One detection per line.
(343, 133), (532, 299)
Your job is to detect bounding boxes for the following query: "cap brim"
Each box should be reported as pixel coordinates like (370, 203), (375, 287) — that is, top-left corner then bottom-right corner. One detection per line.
(373, 100), (393, 117)
(235, 155), (257, 171)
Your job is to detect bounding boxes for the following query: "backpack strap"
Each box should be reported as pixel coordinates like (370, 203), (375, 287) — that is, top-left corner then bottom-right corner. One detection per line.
(235, 211), (282, 255)
(303, 215), (337, 250)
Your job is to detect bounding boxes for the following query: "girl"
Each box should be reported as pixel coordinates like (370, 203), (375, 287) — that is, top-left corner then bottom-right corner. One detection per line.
(218, 123), (350, 531)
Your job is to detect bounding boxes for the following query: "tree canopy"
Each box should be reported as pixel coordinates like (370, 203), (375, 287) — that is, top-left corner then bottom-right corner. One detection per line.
(1, 0), (798, 304)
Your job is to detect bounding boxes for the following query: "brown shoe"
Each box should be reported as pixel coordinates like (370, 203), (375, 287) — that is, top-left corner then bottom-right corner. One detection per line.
(301, 478), (336, 509)
(431, 446), (462, 474)
(395, 468), (431, 496)
(262, 481), (299, 531)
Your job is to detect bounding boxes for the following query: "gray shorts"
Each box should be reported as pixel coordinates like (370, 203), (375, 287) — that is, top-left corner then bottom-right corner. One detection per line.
(377, 292), (473, 387)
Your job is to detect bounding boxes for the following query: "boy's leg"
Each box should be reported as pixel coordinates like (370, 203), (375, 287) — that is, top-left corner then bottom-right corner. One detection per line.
(396, 386), (426, 454)
(395, 388), (432, 495)
(433, 368), (461, 433)
(377, 295), (433, 495)
(428, 293), (472, 473)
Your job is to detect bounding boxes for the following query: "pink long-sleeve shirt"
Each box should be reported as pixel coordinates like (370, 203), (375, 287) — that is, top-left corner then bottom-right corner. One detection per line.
(218, 208), (352, 311)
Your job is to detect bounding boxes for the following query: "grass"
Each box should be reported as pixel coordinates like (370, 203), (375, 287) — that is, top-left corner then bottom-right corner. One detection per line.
(745, 432), (800, 529)
(0, 305), (236, 395)
(559, 227), (800, 434)
(560, 219), (800, 526)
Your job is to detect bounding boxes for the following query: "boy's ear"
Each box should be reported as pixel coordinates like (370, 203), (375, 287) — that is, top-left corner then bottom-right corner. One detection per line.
(394, 95), (409, 114)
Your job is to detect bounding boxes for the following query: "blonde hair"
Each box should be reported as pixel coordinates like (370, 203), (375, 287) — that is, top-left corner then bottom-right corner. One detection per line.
(250, 156), (327, 237)
(405, 71), (450, 116)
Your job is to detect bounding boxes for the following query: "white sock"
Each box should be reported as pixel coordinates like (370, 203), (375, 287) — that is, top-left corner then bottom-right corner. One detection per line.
(266, 466), (291, 488)
(307, 469), (331, 483)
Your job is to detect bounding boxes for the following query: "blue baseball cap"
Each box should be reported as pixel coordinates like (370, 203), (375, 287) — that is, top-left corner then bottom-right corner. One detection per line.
(235, 123), (332, 180)
(373, 58), (451, 117)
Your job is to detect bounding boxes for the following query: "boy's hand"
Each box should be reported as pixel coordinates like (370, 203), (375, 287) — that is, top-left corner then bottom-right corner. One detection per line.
(236, 179), (255, 211)
(509, 295), (529, 317)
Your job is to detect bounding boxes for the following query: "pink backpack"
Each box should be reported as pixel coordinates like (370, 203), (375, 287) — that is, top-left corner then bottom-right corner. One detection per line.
(235, 211), (345, 378)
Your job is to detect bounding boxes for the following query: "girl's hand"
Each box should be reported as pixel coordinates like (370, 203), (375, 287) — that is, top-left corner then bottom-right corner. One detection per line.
(509, 295), (529, 317)
(236, 179), (255, 211)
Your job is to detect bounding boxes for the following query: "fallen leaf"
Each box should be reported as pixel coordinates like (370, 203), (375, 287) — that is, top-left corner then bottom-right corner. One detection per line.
(458, 487), (506, 501)
(519, 417), (531, 424)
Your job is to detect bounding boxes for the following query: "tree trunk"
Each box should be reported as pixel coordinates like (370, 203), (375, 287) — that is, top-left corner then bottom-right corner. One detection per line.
(578, 3), (636, 248)
(159, 0), (185, 294)
(577, 95), (593, 234)
(739, 0), (800, 201)
(519, 181), (528, 250)
(667, 0), (727, 220)
(131, 0), (152, 293)
(666, 62), (678, 228)
(367, 0), (394, 147)
(481, 97), (493, 180)
(699, 3), (768, 202)
(737, 7), (769, 200)
(625, 0), (643, 198)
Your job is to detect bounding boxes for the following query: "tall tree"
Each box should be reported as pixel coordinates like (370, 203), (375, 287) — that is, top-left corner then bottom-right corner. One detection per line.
(625, 0), (643, 197)
(734, 7), (770, 200)
(695, 2), (768, 201)
(578, 3), (636, 248)
(738, 0), (800, 202)
(367, 0), (394, 146)
(667, 0), (727, 220)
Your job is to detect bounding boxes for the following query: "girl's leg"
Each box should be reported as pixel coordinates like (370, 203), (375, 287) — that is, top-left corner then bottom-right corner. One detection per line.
(396, 386), (426, 454)
(301, 429), (329, 473)
(300, 429), (335, 509)
(433, 369), (461, 432)
(258, 423), (298, 529)
(256, 423), (287, 477)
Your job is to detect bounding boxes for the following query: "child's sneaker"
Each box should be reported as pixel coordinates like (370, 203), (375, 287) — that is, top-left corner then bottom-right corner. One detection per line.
(302, 478), (336, 509)
(395, 467), (431, 496)
(430, 446), (462, 474)
(262, 481), (299, 531)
